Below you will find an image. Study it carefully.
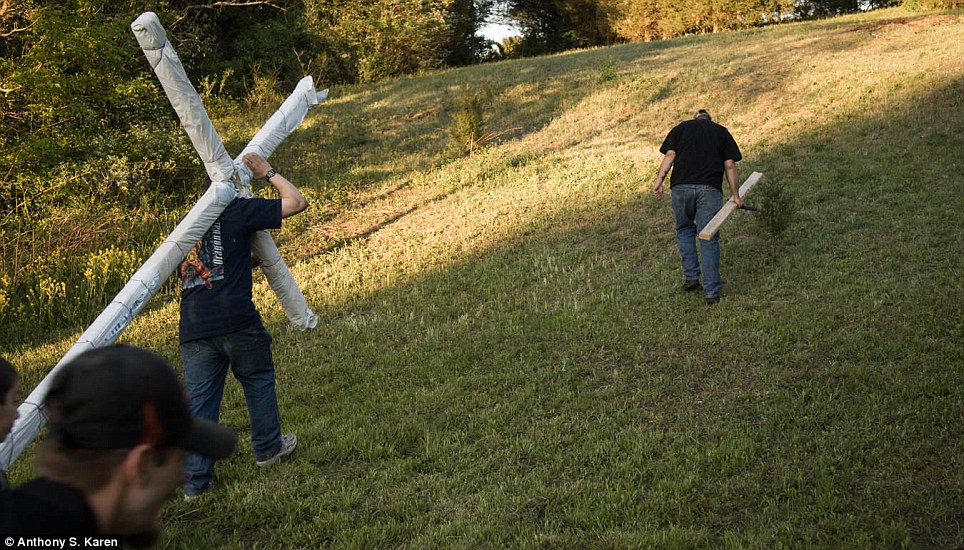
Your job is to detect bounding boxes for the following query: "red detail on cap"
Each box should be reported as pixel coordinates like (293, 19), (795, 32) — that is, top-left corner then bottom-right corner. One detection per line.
(141, 401), (165, 446)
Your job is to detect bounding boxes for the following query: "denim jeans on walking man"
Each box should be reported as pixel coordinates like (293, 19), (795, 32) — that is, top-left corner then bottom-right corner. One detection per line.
(180, 325), (282, 495)
(671, 184), (723, 299)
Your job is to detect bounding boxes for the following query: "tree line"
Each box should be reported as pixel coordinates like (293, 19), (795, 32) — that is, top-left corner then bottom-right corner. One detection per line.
(1, 0), (958, 229)
(500, 0), (960, 54)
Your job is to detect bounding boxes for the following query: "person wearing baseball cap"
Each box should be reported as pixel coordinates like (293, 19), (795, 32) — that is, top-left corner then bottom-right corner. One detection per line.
(0, 345), (236, 546)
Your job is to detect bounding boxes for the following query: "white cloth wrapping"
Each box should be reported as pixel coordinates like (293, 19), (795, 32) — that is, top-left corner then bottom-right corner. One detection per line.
(131, 12), (235, 182)
(136, 11), (320, 330)
(0, 182), (237, 470)
(252, 230), (318, 329)
(234, 76), (326, 330)
(0, 13), (327, 468)
(239, 77), (328, 162)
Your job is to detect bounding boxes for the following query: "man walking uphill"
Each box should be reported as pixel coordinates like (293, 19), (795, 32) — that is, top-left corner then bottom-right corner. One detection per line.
(652, 109), (743, 304)
(179, 152), (307, 499)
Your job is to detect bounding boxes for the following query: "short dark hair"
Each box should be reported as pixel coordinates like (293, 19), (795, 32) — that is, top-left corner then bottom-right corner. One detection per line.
(0, 357), (17, 397)
(36, 440), (180, 493)
(36, 443), (128, 492)
(694, 109), (712, 121)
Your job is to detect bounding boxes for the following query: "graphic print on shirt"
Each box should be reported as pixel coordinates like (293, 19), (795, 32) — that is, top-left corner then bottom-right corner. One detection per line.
(180, 220), (225, 290)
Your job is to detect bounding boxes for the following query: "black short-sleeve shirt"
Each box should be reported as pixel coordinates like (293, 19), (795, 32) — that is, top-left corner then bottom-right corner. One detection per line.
(660, 119), (742, 190)
(179, 197), (282, 344)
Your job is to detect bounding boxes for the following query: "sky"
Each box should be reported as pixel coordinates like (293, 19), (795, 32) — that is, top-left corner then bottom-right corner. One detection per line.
(477, 22), (523, 43)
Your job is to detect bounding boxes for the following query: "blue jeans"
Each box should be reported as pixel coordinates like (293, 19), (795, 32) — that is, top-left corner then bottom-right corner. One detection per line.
(180, 325), (283, 494)
(671, 184), (723, 298)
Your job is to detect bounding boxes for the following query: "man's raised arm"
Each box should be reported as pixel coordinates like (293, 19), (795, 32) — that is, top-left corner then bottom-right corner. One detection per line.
(242, 153), (308, 218)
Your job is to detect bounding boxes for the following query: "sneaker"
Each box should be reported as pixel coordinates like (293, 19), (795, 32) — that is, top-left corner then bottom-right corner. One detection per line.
(683, 278), (700, 292)
(256, 434), (298, 467)
(705, 295), (720, 305)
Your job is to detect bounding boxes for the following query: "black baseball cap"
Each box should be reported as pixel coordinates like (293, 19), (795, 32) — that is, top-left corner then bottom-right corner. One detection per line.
(45, 345), (236, 459)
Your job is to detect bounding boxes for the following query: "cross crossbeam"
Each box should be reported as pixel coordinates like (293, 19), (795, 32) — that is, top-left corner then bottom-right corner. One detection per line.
(0, 12), (325, 469)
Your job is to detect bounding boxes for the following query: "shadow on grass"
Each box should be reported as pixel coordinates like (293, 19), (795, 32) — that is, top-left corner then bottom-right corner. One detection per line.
(248, 72), (964, 548)
(7, 11), (963, 547)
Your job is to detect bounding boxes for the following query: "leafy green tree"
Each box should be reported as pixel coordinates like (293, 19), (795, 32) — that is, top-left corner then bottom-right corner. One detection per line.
(607, 0), (665, 42)
(503, 0), (576, 54)
(444, 0), (497, 66)
(504, 0), (796, 51)
(301, 0), (492, 82)
(1, 2), (189, 218)
(795, 0), (897, 16)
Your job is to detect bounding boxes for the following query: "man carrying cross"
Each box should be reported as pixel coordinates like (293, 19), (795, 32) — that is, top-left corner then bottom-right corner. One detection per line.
(0, 11), (324, 482)
(179, 152), (307, 499)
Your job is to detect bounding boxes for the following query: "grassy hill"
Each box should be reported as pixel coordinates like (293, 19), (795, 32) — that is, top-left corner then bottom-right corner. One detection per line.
(9, 7), (964, 548)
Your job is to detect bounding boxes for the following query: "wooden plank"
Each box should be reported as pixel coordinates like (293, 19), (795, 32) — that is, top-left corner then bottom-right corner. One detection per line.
(698, 171), (764, 240)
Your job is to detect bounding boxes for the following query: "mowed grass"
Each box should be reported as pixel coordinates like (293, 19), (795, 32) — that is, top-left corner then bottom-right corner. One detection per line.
(6, 7), (964, 548)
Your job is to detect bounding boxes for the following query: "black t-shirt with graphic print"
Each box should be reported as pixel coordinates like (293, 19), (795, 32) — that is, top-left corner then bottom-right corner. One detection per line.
(179, 197), (281, 344)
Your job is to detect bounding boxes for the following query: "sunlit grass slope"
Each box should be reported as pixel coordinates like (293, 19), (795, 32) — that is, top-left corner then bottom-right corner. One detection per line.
(10, 7), (964, 548)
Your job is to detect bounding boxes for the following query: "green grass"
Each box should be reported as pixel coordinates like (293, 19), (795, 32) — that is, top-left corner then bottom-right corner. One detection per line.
(6, 7), (964, 548)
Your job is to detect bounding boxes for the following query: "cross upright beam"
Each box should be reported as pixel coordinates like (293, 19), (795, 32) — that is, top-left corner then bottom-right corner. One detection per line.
(131, 11), (323, 328)
(0, 12), (326, 469)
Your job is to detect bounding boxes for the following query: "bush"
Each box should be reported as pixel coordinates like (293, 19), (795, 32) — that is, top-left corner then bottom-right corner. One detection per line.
(0, 5), (200, 223)
(244, 66), (284, 109)
(754, 176), (796, 236)
(597, 58), (619, 84)
(0, 229), (156, 349)
(902, 0), (961, 9)
(446, 87), (491, 157)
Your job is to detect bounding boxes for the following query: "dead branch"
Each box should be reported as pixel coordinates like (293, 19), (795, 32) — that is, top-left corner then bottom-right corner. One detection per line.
(183, 1), (286, 11)
(0, 21), (33, 38)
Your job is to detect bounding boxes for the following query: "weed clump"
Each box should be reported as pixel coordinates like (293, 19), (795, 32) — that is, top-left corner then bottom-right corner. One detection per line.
(244, 65), (283, 109)
(754, 176), (796, 235)
(447, 87), (492, 157)
(597, 58), (619, 84)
